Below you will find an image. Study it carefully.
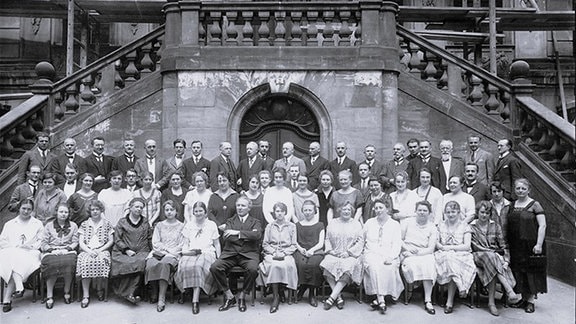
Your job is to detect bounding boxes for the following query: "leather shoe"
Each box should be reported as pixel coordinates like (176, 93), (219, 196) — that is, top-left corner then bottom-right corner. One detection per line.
(238, 298), (247, 312)
(270, 297), (280, 313)
(488, 304), (499, 316)
(509, 299), (527, 309)
(444, 306), (453, 314)
(125, 295), (140, 305)
(2, 302), (12, 313)
(97, 290), (105, 301)
(525, 302), (535, 313)
(12, 290), (24, 298)
(192, 302), (199, 314)
(156, 303), (165, 312)
(378, 302), (387, 314)
(335, 296), (345, 310)
(323, 296), (335, 310)
(218, 297), (236, 311)
(46, 297), (54, 309)
(424, 301), (435, 315)
(64, 293), (72, 304)
(309, 294), (318, 307)
(81, 297), (90, 308)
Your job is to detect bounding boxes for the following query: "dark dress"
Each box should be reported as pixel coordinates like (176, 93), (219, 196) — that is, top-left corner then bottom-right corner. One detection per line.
(160, 188), (187, 223)
(316, 189), (333, 228)
(506, 200), (547, 295)
(207, 192), (239, 227)
(248, 193), (265, 227)
(294, 222), (325, 287)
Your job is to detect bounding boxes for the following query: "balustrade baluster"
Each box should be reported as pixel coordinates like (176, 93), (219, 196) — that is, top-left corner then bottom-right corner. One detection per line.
(274, 11), (287, 46)
(306, 12), (319, 46)
(22, 119), (37, 146)
(226, 12), (239, 46)
(54, 91), (65, 122)
(290, 11), (303, 46)
(257, 11), (271, 46)
(468, 74), (484, 108)
(208, 12), (223, 46)
(526, 120), (543, 148)
(140, 43), (154, 77)
(537, 128), (555, 159)
(124, 51), (139, 84)
(407, 42), (423, 75)
(11, 122), (27, 156)
(438, 60), (448, 90)
(64, 84), (79, 116)
(460, 71), (469, 99)
(559, 147), (575, 175)
(322, 11), (335, 47)
(484, 83), (500, 115)
(80, 74), (95, 106)
(423, 51), (438, 83)
(114, 60), (124, 90)
(241, 11), (254, 46)
(199, 12), (206, 46)
(155, 37), (164, 69)
(339, 11), (352, 46)
(92, 72), (102, 95)
(353, 11), (361, 45)
(0, 131), (15, 161)
(500, 90), (510, 123)
(547, 136), (561, 164)
(31, 111), (44, 132)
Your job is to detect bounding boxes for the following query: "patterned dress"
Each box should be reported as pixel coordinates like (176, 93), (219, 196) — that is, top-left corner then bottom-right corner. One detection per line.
(362, 217), (404, 298)
(319, 218), (363, 284)
(175, 219), (219, 294)
(40, 220), (79, 278)
(145, 220), (184, 284)
(470, 219), (516, 287)
(67, 191), (98, 226)
(329, 189), (364, 219)
(400, 218), (437, 283)
(294, 222), (325, 287)
(435, 221), (476, 293)
(76, 218), (114, 279)
(133, 188), (162, 224)
(258, 221), (298, 289)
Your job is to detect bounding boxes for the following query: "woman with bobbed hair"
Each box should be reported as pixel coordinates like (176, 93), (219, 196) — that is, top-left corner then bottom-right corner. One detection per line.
(183, 171), (212, 223)
(160, 172), (187, 223)
(97, 170), (132, 226)
(327, 170), (364, 224)
(35, 172), (68, 225)
(262, 168), (294, 226)
(67, 173), (98, 226)
(389, 171), (419, 224)
(207, 172), (239, 229)
(316, 170), (334, 227)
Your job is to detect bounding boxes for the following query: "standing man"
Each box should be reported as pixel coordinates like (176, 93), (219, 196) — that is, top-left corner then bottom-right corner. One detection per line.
(60, 163), (81, 198)
(236, 141), (265, 191)
(9, 165), (41, 212)
(328, 141), (358, 188)
(135, 139), (163, 189)
(405, 139), (443, 190)
(353, 162), (371, 197)
(465, 135), (494, 186)
(210, 196), (262, 313)
(463, 162), (490, 204)
(492, 139), (522, 200)
(112, 138), (139, 181)
(85, 136), (115, 193)
(361, 144), (385, 180)
(380, 143), (409, 193)
(286, 165), (301, 192)
(303, 141), (329, 190)
(210, 141), (238, 191)
(258, 140), (275, 171)
(18, 132), (55, 184)
(157, 138), (191, 190)
(50, 137), (87, 185)
(182, 140), (211, 186)
(272, 142), (306, 174)
(406, 138), (420, 161)
(439, 139), (465, 193)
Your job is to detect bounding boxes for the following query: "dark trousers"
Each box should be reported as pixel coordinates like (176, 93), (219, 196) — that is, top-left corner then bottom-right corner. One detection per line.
(210, 255), (259, 294)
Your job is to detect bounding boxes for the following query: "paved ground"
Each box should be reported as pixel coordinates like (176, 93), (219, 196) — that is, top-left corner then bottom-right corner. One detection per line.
(1, 277), (573, 324)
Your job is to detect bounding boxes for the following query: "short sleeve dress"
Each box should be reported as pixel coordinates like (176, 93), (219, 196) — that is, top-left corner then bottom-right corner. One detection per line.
(76, 218), (114, 279)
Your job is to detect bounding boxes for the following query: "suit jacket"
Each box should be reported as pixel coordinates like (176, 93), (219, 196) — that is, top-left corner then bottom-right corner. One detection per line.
(182, 156), (211, 185)
(8, 182), (36, 212)
(85, 154), (115, 192)
(361, 159), (385, 181)
(440, 157), (465, 193)
(219, 215), (262, 261)
(328, 156), (358, 188)
(286, 178), (299, 192)
(259, 154), (275, 172)
(273, 156), (307, 175)
(49, 153), (88, 185)
(465, 181), (491, 204)
(17, 147), (56, 184)
(303, 155), (330, 190)
(236, 156), (265, 191)
(380, 159), (409, 193)
(210, 155), (238, 191)
(111, 154), (139, 175)
(134, 156), (163, 187)
(57, 180), (83, 197)
(406, 156), (445, 190)
(157, 156), (192, 190)
(492, 153), (522, 199)
(465, 148), (495, 186)
(353, 178), (371, 197)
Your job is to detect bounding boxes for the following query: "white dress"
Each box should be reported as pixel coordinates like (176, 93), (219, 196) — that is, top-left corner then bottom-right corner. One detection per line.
(400, 218), (437, 283)
(439, 191), (476, 222)
(0, 216), (43, 283)
(262, 186), (294, 225)
(97, 188), (133, 226)
(182, 189), (213, 222)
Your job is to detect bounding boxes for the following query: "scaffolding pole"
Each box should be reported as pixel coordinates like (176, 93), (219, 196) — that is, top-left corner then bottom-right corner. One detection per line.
(489, 0), (497, 75)
(66, 0), (74, 76)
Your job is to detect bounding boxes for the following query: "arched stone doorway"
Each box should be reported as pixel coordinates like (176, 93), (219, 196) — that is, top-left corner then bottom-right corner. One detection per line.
(227, 83), (332, 162)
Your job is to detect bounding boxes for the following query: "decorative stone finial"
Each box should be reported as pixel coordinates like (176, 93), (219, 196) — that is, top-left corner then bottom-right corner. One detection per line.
(30, 61), (55, 94)
(509, 60), (530, 80)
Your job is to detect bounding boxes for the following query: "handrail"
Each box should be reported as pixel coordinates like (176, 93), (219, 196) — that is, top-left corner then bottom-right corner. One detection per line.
(397, 24), (512, 92)
(0, 95), (48, 138)
(51, 24), (165, 93)
(517, 96), (576, 145)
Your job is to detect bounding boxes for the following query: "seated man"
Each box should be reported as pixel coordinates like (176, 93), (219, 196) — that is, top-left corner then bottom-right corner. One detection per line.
(210, 196), (262, 312)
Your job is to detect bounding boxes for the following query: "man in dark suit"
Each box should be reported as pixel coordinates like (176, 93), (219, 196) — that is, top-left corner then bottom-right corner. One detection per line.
(50, 137), (87, 185)
(134, 139), (163, 189)
(361, 144), (385, 181)
(210, 141), (238, 191)
(236, 141), (265, 191)
(463, 162), (490, 204)
(157, 138), (192, 190)
(17, 132), (55, 184)
(303, 141), (329, 190)
(111, 138), (139, 183)
(210, 196), (262, 312)
(405, 139), (444, 190)
(439, 139), (465, 193)
(59, 163), (82, 198)
(258, 140), (275, 171)
(406, 138), (420, 161)
(286, 165), (301, 192)
(328, 141), (358, 189)
(465, 135), (495, 186)
(182, 140), (211, 188)
(85, 136), (114, 193)
(380, 142), (409, 193)
(9, 165), (41, 212)
(492, 139), (522, 200)
(353, 162), (371, 197)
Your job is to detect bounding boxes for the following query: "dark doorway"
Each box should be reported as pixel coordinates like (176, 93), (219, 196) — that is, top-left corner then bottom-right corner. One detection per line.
(239, 95), (320, 160)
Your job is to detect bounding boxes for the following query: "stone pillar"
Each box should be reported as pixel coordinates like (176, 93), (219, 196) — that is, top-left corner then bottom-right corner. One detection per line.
(509, 60), (534, 143)
(163, 0), (181, 48)
(180, 1), (200, 45)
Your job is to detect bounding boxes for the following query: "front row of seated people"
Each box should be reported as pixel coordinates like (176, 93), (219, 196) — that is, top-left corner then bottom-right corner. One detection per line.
(0, 177), (542, 317)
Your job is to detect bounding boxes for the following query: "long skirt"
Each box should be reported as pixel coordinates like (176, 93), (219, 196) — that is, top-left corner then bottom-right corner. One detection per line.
(174, 253), (217, 294)
(401, 254), (437, 283)
(111, 251), (147, 277)
(76, 251), (111, 279)
(258, 255), (298, 290)
(473, 251), (516, 287)
(435, 250), (476, 293)
(0, 247), (41, 283)
(363, 254), (404, 298)
(41, 253), (77, 278)
(320, 255), (362, 284)
(144, 255), (178, 284)
(293, 251), (324, 287)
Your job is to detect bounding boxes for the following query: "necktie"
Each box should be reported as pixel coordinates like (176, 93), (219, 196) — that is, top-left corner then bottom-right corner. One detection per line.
(284, 157), (288, 165)
(148, 158), (153, 165)
(362, 179), (367, 189)
(339, 158), (343, 165)
(292, 180), (297, 188)
(311, 157), (315, 165)
(195, 157), (199, 164)
(31, 184), (37, 196)
(249, 158), (254, 168)
(471, 150), (476, 162)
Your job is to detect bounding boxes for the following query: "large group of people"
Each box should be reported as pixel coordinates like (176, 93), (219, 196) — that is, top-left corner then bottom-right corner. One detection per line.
(0, 133), (547, 318)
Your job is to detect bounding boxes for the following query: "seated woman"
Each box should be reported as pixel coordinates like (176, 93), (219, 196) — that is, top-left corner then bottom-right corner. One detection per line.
(175, 201), (220, 315)
(0, 199), (43, 313)
(40, 204), (79, 309)
(435, 201), (477, 314)
(320, 202), (363, 311)
(76, 200), (114, 308)
(34, 173), (68, 225)
(400, 201), (437, 315)
(259, 202), (298, 313)
(67, 173), (98, 226)
(110, 197), (152, 304)
(145, 200), (184, 312)
(293, 175), (319, 223)
(471, 201), (520, 316)
(363, 198), (404, 314)
(294, 200), (325, 307)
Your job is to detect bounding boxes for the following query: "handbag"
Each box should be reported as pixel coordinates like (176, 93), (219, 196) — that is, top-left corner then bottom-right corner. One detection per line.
(526, 254), (547, 271)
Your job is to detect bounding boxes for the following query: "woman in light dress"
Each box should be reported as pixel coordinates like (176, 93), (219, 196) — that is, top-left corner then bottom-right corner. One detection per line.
(97, 170), (132, 226)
